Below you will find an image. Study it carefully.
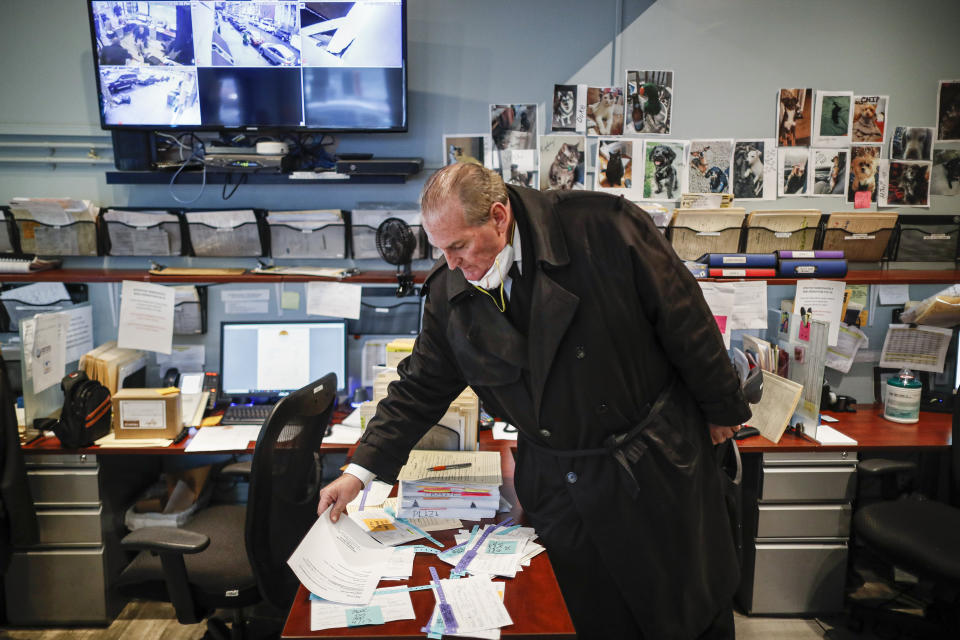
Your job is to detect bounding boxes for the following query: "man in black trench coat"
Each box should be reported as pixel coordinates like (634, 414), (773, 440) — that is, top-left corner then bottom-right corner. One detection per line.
(318, 162), (751, 639)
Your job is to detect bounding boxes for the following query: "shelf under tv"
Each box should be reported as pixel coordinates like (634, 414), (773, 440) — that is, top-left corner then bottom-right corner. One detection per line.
(105, 171), (410, 185)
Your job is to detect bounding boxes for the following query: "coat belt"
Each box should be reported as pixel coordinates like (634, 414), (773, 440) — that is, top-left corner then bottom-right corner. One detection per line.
(519, 378), (678, 498)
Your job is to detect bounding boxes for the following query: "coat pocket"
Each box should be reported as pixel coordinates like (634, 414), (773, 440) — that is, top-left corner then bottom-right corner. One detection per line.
(638, 407), (700, 475)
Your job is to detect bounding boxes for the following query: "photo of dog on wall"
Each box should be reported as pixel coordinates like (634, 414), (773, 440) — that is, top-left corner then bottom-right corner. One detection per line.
(776, 88), (813, 146)
(847, 145), (880, 203)
(596, 139), (633, 191)
(885, 161), (931, 206)
(540, 135), (585, 191)
(624, 70), (673, 136)
(585, 87), (624, 136)
(552, 84), (579, 132)
(891, 126), (934, 161)
(937, 80), (960, 141)
(811, 148), (848, 196)
(733, 140), (770, 200)
(643, 140), (686, 200)
(852, 95), (888, 144)
(687, 140), (732, 194)
(778, 147), (809, 196)
(814, 91), (852, 144)
(931, 148), (960, 196)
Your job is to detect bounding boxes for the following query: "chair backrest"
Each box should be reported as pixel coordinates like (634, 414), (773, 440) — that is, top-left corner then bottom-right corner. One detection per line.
(245, 373), (336, 610)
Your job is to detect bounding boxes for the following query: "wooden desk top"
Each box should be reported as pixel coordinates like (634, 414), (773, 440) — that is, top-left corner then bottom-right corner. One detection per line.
(735, 406), (953, 452)
(281, 433), (573, 639)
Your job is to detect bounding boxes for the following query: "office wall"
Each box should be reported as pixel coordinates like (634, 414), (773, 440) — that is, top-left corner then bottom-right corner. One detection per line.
(1, 1), (959, 400)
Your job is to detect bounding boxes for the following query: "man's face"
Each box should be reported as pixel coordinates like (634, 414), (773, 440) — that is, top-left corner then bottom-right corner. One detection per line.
(424, 202), (508, 282)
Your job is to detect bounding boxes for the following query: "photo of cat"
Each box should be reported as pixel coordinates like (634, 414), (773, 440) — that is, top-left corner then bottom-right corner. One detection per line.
(443, 134), (487, 167)
(540, 135), (585, 191)
(596, 139), (633, 191)
(585, 87), (624, 136)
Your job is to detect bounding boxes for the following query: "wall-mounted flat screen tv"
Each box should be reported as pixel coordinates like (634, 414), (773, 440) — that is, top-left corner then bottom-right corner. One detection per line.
(86, 1), (407, 132)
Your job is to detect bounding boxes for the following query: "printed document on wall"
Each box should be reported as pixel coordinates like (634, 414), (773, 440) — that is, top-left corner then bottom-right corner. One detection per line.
(117, 280), (175, 354)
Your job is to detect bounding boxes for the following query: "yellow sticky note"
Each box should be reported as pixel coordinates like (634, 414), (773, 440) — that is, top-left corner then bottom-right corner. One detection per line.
(281, 291), (300, 310)
(363, 518), (395, 532)
(201, 415), (222, 426)
(159, 387), (180, 395)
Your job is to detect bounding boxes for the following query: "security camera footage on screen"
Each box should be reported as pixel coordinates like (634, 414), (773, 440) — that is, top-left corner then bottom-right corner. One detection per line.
(90, 1), (405, 130)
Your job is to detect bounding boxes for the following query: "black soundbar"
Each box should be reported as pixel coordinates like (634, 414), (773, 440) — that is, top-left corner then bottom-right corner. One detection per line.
(335, 157), (423, 176)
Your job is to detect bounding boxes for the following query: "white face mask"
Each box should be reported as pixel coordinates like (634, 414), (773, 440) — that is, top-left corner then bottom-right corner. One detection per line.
(467, 241), (515, 290)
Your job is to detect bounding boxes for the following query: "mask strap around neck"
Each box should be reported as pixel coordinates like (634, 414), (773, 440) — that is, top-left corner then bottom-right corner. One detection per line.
(473, 254), (507, 313)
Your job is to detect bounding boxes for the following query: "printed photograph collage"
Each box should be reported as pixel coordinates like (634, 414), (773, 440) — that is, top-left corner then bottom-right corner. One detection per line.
(442, 75), (960, 209)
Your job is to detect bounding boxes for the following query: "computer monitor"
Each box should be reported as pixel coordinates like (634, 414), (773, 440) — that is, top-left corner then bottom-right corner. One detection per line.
(219, 320), (346, 403)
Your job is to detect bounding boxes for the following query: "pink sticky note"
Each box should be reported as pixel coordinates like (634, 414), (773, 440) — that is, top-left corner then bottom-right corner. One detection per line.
(714, 315), (727, 333)
(854, 190), (871, 209)
(798, 319), (811, 342)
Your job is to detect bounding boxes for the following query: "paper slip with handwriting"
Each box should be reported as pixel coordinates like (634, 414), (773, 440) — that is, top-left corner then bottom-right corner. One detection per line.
(288, 511), (395, 605)
(310, 588), (415, 631)
(427, 575), (512, 636)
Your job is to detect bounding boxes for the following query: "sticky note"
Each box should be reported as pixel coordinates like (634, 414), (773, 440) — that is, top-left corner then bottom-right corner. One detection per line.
(346, 606), (384, 627)
(854, 190), (871, 209)
(363, 518), (395, 532)
(486, 539), (518, 554)
(281, 291), (300, 310)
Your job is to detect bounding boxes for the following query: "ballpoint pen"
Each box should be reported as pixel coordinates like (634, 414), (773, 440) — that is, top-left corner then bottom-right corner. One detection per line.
(427, 463), (472, 471)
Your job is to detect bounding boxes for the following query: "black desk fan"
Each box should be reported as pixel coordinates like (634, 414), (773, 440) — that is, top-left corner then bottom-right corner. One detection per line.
(376, 217), (417, 297)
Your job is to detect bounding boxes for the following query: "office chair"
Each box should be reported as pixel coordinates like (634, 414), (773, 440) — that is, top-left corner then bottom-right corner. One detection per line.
(117, 373), (337, 640)
(848, 386), (960, 638)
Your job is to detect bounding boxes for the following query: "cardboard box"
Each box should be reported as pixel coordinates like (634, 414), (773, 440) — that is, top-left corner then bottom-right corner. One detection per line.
(112, 388), (181, 439)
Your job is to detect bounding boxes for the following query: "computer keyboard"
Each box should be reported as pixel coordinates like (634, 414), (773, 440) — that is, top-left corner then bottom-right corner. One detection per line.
(222, 404), (274, 425)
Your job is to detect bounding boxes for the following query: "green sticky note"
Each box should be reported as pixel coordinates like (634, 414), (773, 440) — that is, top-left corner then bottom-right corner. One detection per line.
(486, 539), (518, 554)
(281, 291), (300, 310)
(346, 605), (384, 627)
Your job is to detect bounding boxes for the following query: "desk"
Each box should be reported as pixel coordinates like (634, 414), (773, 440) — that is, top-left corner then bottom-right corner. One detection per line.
(281, 433), (576, 638)
(733, 407), (953, 615)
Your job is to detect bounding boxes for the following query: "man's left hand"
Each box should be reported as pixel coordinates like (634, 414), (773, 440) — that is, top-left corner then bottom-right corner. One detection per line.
(709, 423), (741, 445)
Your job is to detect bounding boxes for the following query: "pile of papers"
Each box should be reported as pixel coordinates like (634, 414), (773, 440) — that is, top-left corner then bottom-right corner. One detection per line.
(439, 524), (544, 579)
(397, 451), (502, 520)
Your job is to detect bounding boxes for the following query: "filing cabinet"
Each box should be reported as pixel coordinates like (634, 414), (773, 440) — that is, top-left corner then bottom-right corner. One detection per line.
(4, 454), (150, 625)
(737, 450), (857, 615)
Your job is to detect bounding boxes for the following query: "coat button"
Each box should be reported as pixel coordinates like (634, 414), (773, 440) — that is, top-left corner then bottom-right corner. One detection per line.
(565, 471), (578, 484)
(575, 346), (586, 359)
(539, 428), (552, 438)
(596, 402), (609, 414)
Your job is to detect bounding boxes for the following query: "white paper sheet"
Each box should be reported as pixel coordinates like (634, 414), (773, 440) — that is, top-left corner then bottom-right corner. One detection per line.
(492, 421), (518, 441)
(793, 279), (846, 347)
(729, 281), (768, 330)
(306, 282), (362, 319)
(348, 480), (394, 513)
(62, 305), (94, 364)
(350, 509), (424, 546)
(117, 281), (175, 355)
(826, 324), (868, 373)
(879, 324), (953, 373)
(31, 312), (67, 393)
(814, 424), (857, 445)
(184, 425), (260, 451)
(698, 282), (735, 349)
(287, 511), (395, 605)
(429, 575), (512, 635)
(310, 588), (415, 631)
(877, 284), (910, 306)
(428, 581), (507, 639)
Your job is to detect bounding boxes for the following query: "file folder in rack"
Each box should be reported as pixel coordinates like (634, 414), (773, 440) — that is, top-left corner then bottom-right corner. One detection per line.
(185, 209), (266, 257)
(820, 211), (897, 262)
(267, 210), (347, 259)
(744, 209), (822, 254)
(668, 208), (745, 261)
(99, 208), (187, 256)
(8, 198), (98, 256)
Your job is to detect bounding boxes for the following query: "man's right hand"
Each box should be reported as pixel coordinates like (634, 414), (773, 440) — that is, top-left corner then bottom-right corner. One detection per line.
(316, 473), (364, 522)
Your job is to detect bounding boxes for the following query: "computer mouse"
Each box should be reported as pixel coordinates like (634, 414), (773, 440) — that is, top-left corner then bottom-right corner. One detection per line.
(733, 426), (760, 440)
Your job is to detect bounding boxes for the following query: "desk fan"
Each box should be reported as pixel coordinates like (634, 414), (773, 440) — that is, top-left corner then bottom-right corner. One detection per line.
(376, 217), (417, 297)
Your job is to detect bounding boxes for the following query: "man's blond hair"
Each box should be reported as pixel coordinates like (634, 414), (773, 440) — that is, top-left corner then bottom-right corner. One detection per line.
(420, 163), (508, 226)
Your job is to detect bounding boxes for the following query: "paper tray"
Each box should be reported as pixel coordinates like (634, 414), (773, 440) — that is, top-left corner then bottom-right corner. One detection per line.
(185, 210), (266, 257)
(269, 222), (346, 259)
(892, 215), (960, 262)
(100, 208), (186, 256)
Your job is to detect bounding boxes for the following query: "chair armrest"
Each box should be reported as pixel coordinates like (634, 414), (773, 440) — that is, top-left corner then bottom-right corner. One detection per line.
(858, 459), (917, 477)
(121, 527), (210, 554)
(221, 460), (252, 477)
